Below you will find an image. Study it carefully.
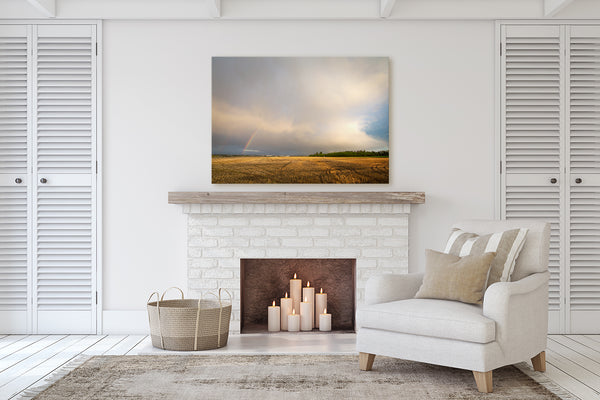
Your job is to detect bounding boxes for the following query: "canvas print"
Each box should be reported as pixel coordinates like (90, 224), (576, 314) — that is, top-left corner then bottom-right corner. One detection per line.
(212, 57), (389, 184)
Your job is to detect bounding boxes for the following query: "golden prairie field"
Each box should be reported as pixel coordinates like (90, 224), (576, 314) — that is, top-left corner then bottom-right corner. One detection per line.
(212, 156), (389, 184)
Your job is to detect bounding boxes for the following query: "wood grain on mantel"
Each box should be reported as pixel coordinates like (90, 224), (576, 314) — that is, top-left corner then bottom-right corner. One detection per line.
(168, 192), (425, 204)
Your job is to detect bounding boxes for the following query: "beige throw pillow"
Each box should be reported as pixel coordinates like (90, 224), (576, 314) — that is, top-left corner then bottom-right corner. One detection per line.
(415, 249), (496, 305)
(444, 228), (528, 288)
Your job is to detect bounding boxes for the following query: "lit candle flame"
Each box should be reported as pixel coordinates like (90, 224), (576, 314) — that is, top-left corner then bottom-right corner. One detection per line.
(320, 288), (323, 294)
(272, 300), (275, 307)
(293, 273), (297, 279)
(285, 292), (288, 298)
(292, 309), (296, 315)
(304, 297), (307, 302)
(324, 308), (327, 314)
(307, 281), (310, 287)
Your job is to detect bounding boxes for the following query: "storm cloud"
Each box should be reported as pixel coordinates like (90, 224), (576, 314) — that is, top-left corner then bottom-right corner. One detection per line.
(212, 57), (389, 155)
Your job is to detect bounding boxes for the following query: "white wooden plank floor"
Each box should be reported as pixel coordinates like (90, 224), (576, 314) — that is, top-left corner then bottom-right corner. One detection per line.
(0, 334), (597, 399)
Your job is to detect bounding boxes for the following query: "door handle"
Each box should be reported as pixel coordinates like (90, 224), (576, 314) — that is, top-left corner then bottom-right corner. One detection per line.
(40, 178), (47, 184)
(15, 178), (22, 184)
(550, 178), (557, 184)
(575, 178), (582, 184)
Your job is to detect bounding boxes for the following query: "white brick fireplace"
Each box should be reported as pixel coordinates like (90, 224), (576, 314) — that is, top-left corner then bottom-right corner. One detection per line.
(170, 192), (425, 333)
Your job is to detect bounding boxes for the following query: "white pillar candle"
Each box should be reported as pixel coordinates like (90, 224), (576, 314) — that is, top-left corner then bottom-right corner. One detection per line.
(319, 308), (332, 332)
(280, 293), (292, 331)
(302, 282), (315, 327)
(268, 301), (280, 332)
(290, 273), (302, 318)
(287, 309), (300, 332)
(300, 297), (313, 331)
(314, 288), (327, 329)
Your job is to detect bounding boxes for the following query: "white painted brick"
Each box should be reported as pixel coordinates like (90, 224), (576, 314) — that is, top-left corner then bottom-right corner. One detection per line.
(203, 248), (234, 258)
(235, 227), (266, 237)
(218, 280), (240, 289)
(392, 204), (411, 213)
(378, 217), (408, 226)
(232, 204), (244, 213)
(339, 204), (352, 213)
(349, 204), (361, 213)
(212, 204), (223, 213)
(306, 204), (318, 213)
(188, 258), (217, 268)
(202, 227), (234, 237)
(188, 226), (203, 235)
(266, 248), (298, 258)
(345, 217), (377, 226)
(219, 217), (249, 226)
(189, 216), (218, 226)
(282, 238), (313, 247)
(298, 227), (329, 237)
(234, 248), (267, 258)
(251, 237), (280, 247)
(327, 204), (339, 213)
(298, 248), (330, 258)
(314, 217), (343, 226)
(202, 269), (235, 279)
(379, 238), (408, 247)
(361, 227), (394, 237)
(360, 204), (372, 213)
(219, 237), (250, 247)
(393, 248), (409, 257)
(344, 238), (377, 247)
(380, 204), (393, 213)
(357, 259), (377, 269)
(362, 248), (393, 258)
(188, 247), (203, 257)
(318, 204), (329, 213)
(266, 227), (297, 237)
(314, 238), (344, 247)
(330, 248), (361, 258)
(376, 259), (402, 269)
(393, 228), (409, 236)
(217, 258), (237, 268)
(331, 227), (361, 237)
(188, 268), (202, 278)
(188, 237), (218, 247)
(283, 217), (313, 226)
(189, 279), (218, 289)
(250, 217), (281, 227)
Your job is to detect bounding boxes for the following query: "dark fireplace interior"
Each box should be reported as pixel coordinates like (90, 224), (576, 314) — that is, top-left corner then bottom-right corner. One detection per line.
(240, 258), (356, 333)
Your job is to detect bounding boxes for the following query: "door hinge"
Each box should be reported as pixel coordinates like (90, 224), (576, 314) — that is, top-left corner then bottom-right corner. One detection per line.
(96, 161), (98, 174)
(500, 160), (503, 174)
(96, 292), (98, 305)
(500, 43), (502, 56)
(95, 42), (98, 56)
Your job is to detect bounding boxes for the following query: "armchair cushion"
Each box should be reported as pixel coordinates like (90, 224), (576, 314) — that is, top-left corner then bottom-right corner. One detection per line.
(444, 227), (528, 287)
(357, 298), (496, 344)
(415, 249), (495, 305)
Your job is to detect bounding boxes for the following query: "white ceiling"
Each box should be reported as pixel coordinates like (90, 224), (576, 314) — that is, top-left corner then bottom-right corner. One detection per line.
(1, 0), (600, 20)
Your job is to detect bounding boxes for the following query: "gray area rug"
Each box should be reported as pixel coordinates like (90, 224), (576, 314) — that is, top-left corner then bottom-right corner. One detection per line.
(32, 355), (563, 399)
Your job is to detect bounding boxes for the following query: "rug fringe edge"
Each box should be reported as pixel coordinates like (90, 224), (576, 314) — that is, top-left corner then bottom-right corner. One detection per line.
(514, 362), (580, 400)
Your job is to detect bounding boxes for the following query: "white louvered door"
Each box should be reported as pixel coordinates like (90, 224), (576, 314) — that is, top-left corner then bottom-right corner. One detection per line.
(501, 25), (565, 333)
(567, 26), (600, 333)
(0, 23), (98, 334)
(501, 24), (600, 334)
(32, 25), (97, 334)
(0, 25), (31, 333)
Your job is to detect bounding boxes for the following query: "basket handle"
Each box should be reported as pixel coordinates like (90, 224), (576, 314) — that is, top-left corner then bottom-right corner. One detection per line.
(217, 289), (232, 348)
(161, 287), (184, 301)
(218, 288), (232, 306)
(147, 291), (165, 350)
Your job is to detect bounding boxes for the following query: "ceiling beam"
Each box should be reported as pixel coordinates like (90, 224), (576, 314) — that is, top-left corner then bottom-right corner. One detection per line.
(544, 0), (575, 17)
(380, 0), (397, 18)
(25, 0), (55, 17)
(207, 0), (221, 18)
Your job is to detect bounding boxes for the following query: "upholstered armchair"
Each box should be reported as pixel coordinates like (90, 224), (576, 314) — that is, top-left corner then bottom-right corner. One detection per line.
(356, 220), (550, 393)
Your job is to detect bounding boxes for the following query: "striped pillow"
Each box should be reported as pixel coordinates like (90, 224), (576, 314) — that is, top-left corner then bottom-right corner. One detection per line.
(444, 228), (528, 287)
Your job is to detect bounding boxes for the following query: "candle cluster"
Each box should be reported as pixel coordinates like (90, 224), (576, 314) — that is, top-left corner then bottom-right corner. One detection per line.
(268, 273), (332, 332)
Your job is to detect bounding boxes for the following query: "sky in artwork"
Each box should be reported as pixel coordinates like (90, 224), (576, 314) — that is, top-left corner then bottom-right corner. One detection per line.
(212, 57), (389, 156)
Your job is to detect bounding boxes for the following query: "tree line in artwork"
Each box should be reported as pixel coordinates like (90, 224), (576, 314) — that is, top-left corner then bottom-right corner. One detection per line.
(308, 150), (389, 158)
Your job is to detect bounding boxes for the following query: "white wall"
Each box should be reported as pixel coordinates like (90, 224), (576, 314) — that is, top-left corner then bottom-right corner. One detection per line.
(103, 20), (496, 313)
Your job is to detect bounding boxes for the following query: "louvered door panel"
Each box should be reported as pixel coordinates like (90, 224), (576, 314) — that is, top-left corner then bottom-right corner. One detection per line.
(502, 25), (564, 333)
(0, 25), (30, 333)
(33, 25), (96, 334)
(568, 26), (600, 333)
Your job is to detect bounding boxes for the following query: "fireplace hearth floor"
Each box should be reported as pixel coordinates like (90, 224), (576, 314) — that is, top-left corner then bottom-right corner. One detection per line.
(137, 333), (356, 355)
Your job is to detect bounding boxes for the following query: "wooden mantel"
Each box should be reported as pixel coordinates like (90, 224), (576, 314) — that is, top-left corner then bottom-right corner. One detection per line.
(168, 192), (425, 204)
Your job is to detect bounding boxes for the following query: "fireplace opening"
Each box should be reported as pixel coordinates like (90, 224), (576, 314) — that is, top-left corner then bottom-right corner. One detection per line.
(240, 258), (356, 334)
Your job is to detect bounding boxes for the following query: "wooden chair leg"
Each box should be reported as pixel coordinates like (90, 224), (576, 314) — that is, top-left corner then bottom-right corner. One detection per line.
(531, 351), (546, 372)
(473, 370), (493, 393)
(359, 352), (376, 371)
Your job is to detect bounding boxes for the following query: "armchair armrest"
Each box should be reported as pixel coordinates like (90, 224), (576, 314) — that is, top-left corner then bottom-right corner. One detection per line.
(364, 273), (424, 305)
(483, 271), (549, 356)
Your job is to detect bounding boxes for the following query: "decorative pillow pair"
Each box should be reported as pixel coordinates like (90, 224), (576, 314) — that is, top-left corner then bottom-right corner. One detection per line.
(415, 228), (528, 305)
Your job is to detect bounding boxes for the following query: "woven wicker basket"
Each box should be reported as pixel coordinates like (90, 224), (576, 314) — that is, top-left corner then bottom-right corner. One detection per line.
(147, 287), (232, 351)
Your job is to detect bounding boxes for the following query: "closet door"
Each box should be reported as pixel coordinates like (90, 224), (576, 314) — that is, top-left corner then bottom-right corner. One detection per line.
(500, 25), (565, 333)
(32, 25), (97, 334)
(0, 25), (31, 333)
(567, 26), (600, 333)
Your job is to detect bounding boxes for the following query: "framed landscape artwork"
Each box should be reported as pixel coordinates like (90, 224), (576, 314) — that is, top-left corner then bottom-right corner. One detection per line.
(211, 57), (389, 184)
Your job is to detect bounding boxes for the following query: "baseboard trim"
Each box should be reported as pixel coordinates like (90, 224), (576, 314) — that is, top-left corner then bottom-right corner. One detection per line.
(102, 310), (148, 334)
